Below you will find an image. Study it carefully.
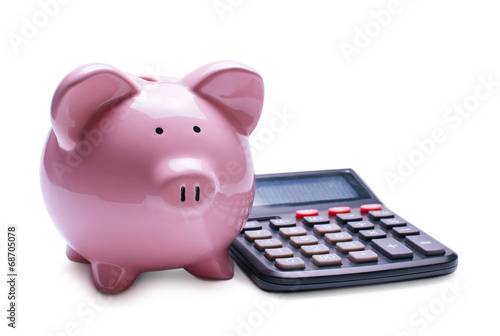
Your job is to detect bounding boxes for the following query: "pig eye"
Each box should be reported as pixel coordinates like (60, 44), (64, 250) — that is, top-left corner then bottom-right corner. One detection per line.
(155, 127), (164, 135)
(193, 126), (201, 133)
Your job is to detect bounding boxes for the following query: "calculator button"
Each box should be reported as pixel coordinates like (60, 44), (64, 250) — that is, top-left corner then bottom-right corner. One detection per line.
(300, 244), (330, 257)
(265, 247), (294, 260)
(392, 226), (420, 238)
(336, 241), (365, 254)
(279, 226), (307, 238)
(302, 215), (330, 227)
(244, 229), (272, 242)
(241, 221), (262, 231)
(269, 218), (296, 230)
(324, 232), (353, 244)
(346, 221), (375, 232)
(335, 213), (363, 224)
(275, 257), (306, 270)
(254, 238), (283, 251)
(379, 217), (407, 229)
(290, 235), (318, 247)
(328, 206), (351, 216)
(405, 234), (446, 256)
(360, 204), (382, 213)
(371, 238), (413, 260)
(368, 210), (395, 221)
(296, 209), (318, 218)
(359, 229), (387, 241)
(312, 253), (342, 266)
(348, 250), (379, 264)
(313, 223), (341, 235)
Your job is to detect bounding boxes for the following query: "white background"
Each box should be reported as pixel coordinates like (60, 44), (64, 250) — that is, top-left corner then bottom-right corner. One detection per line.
(1, 1), (498, 335)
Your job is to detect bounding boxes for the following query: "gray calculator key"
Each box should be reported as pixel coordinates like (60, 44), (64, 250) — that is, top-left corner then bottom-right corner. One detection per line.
(254, 238), (282, 251)
(242, 221), (262, 231)
(368, 210), (394, 221)
(359, 229), (387, 241)
(302, 215), (330, 227)
(269, 218), (296, 230)
(244, 229), (272, 242)
(379, 217), (407, 229)
(300, 244), (330, 257)
(275, 257), (306, 270)
(279, 226), (307, 238)
(312, 253), (342, 266)
(290, 235), (318, 247)
(313, 223), (341, 235)
(392, 226), (420, 238)
(336, 213), (363, 224)
(265, 247), (294, 260)
(347, 221), (374, 232)
(405, 234), (445, 256)
(336, 241), (365, 254)
(348, 250), (379, 264)
(324, 232), (353, 244)
(371, 238), (413, 259)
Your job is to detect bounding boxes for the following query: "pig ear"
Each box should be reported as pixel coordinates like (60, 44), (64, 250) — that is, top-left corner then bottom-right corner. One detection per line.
(51, 64), (139, 151)
(186, 61), (264, 136)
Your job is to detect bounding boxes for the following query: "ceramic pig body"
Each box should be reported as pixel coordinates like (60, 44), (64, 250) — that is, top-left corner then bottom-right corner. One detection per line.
(41, 62), (264, 293)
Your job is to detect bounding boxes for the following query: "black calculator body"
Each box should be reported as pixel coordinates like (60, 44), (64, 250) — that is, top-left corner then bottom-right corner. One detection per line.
(229, 169), (458, 292)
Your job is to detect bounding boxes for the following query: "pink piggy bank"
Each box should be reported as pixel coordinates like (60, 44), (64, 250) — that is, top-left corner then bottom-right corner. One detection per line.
(40, 61), (264, 293)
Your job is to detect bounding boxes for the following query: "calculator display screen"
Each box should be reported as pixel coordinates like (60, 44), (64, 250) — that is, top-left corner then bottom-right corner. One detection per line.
(253, 175), (360, 207)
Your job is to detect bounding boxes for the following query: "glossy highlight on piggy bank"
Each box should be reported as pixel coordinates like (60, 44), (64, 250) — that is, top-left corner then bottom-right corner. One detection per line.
(40, 61), (264, 293)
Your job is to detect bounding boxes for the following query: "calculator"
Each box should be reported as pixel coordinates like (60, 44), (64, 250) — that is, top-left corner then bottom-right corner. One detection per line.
(229, 168), (458, 292)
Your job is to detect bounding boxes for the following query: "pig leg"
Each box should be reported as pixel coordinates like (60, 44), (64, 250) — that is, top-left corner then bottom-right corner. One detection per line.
(90, 262), (138, 293)
(66, 245), (89, 263)
(184, 250), (234, 280)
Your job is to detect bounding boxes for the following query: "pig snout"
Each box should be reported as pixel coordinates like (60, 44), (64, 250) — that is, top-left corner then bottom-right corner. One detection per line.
(160, 171), (217, 208)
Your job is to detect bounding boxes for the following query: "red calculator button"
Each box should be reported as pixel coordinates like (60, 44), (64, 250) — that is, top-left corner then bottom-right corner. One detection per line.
(328, 206), (351, 216)
(296, 209), (318, 218)
(360, 204), (383, 213)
